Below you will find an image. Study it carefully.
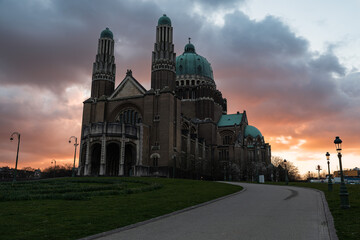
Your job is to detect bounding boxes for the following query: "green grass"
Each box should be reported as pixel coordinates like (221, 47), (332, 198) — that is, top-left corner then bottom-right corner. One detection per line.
(0, 178), (161, 201)
(0, 177), (242, 240)
(266, 182), (360, 240)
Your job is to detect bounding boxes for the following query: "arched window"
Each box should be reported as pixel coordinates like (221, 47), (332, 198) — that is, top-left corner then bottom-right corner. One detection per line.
(119, 114), (123, 124)
(116, 108), (142, 125)
(124, 111), (128, 123)
(223, 135), (232, 145)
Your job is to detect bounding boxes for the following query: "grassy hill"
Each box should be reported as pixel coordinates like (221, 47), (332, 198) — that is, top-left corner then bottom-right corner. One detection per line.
(0, 177), (242, 240)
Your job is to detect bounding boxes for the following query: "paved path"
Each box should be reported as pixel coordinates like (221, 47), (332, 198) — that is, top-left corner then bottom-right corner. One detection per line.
(82, 182), (337, 240)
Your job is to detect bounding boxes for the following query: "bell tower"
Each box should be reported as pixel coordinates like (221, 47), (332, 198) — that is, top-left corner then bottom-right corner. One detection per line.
(151, 14), (176, 91)
(91, 27), (116, 98)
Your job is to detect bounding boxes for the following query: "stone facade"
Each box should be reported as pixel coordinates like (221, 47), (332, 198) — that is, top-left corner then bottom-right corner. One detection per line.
(78, 15), (272, 181)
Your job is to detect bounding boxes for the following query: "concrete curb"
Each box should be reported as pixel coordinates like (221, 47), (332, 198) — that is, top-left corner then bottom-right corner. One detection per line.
(314, 189), (339, 240)
(78, 185), (246, 240)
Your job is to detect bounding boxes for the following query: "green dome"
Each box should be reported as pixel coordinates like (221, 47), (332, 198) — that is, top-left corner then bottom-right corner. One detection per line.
(100, 27), (113, 39)
(176, 42), (214, 80)
(245, 125), (263, 138)
(158, 14), (171, 26)
(184, 43), (195, 53)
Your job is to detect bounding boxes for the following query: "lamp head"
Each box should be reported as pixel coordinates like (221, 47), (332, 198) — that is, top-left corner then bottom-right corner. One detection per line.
(326, 152), (330, 161)
(334, 136), (342, 154)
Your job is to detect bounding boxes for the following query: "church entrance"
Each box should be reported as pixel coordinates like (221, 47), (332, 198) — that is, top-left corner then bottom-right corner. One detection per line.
(124, 143), (136, 176)
(90, 143), (101, 175)
(106, 143), (120, 176)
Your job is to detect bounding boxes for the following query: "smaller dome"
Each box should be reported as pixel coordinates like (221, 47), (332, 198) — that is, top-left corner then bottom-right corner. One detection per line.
(158, 14), (171, 26)
(245, 125), (263, 138)
(184, 43), (195, 53)
(100, 27), (113, 39)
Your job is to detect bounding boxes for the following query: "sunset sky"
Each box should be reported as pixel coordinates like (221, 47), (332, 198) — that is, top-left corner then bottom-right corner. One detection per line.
(0, 0), (359, 176)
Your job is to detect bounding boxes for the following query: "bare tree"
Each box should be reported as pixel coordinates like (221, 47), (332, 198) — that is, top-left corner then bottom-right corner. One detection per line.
(271, 156), (301, 181)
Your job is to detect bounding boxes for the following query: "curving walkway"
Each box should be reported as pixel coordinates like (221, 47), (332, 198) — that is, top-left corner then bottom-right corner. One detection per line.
(81, 182), (337, 240)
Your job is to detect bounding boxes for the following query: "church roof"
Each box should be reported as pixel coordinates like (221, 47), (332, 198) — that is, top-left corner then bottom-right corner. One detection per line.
(218, 113), (243, 127)
(109, 70), (146, 99)
(176, 41), (214, 81)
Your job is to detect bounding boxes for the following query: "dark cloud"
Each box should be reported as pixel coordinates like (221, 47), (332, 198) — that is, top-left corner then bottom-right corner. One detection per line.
(0, 0), (359, 170)
(194, 0), (244, 10)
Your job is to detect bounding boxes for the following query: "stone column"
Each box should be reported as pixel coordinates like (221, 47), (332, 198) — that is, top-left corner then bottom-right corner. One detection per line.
(118, 124), (125, 176)
(119, 140), (125, 176)
(138, 124), (143, 166)
(78, 143), (83, 176)
(100, 134), (106, 175)
(202, 143), (206, 159)
(195, 138), (199, 160)
(84, 138), (91, 175)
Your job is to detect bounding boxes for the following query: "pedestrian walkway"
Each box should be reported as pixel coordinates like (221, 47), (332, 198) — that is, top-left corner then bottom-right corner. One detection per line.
(80, 182), (337, 240)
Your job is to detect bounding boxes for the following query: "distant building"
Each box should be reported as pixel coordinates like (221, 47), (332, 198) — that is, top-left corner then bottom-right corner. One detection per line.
(78, 15), (272, 180)
(333, 168), (360, 178)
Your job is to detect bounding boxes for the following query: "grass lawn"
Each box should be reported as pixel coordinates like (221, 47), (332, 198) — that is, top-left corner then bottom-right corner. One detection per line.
(267, 182), (360, 240)
(0, 177), (242, 240)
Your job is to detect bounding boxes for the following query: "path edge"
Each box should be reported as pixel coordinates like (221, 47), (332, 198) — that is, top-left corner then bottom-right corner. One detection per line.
(314, 188), (339, 240)
(78, 185), (246, 240)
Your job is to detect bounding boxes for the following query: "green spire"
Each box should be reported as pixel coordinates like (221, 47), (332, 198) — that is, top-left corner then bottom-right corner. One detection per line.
(158, 14), (171, 26)
(184, 37), (195, 53)
(100, 27), (113, 39)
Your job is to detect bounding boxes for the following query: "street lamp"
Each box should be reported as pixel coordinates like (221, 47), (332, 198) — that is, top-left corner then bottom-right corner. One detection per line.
(284, 159), (288, 185)
(51, 159), (56, 178)
(69, 136), (79, 177)
(10, 132), (21, 184)
(334, 136), (350, 209)
(316, 165), (322, 179)
(326, 152), (332, 191)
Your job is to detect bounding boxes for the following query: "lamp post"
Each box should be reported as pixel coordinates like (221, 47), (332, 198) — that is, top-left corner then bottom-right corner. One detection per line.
(10, 132), (21, 184)
(284, 159), (288, 185)
(51, 159), (56, 178)
(69, 136), (79, 177)
(316, 165), (322, 180)
(326, 152), (332, 192)
(334, 136), (350, 209)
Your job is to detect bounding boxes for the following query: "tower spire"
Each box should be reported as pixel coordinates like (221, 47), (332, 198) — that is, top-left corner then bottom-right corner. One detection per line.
(151, 14), (176, 91)
(91, 27), (116, 98)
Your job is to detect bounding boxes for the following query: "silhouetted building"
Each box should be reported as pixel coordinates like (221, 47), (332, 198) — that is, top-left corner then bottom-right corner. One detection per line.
(78, 15), (271, 180)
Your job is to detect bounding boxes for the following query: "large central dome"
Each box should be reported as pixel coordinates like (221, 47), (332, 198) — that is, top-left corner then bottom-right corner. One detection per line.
(176, 42), (214, 81)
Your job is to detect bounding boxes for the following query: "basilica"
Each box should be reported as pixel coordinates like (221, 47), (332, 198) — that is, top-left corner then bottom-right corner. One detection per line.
(78, 15), (272, 181)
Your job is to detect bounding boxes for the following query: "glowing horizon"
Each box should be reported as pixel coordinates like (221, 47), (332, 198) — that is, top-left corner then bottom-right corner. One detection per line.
(1, 0), (359, 176)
